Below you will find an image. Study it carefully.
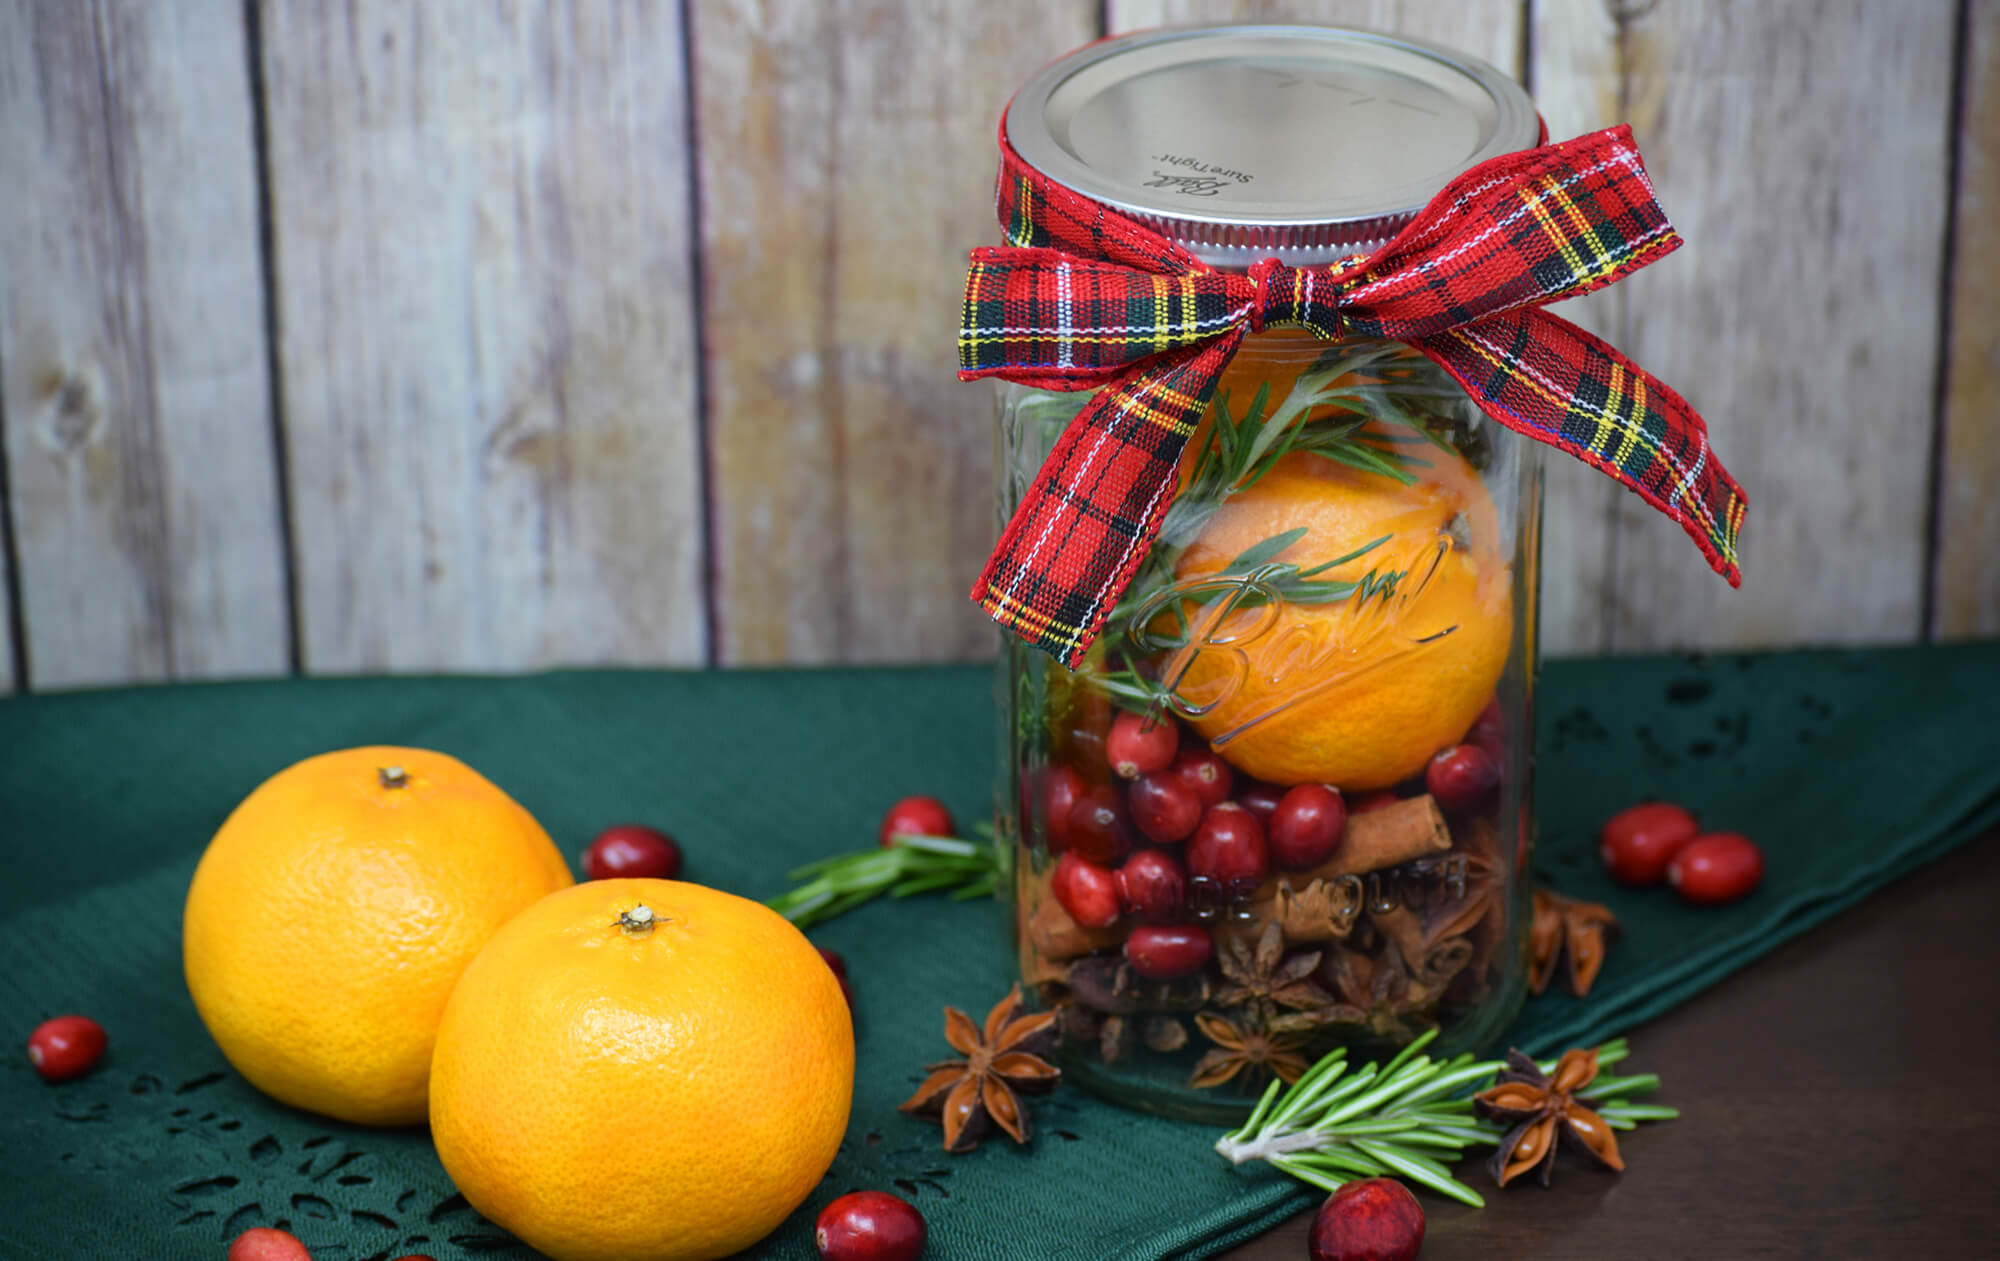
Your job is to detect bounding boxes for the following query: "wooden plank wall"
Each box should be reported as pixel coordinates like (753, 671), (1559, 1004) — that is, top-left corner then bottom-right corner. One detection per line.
(0, 0), (287, 693)
(691, 0), (1099, 664)
(262, 1), (707, 673)
(1938, 0), (2000, 638)
(0, 0), (1992, 692)
(1539, 0), (1960, 651)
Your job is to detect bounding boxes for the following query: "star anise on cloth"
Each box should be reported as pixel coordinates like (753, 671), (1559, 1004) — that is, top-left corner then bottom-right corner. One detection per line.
(1529, 887), (1620, 997)
(1473, 1046), (1625, 1187)
(1189, 1010), (1314, 1090)
(899, 983), (1060, 1153)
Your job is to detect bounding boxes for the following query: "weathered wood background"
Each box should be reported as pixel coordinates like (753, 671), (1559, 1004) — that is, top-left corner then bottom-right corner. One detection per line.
(0, 0), (1992, 693)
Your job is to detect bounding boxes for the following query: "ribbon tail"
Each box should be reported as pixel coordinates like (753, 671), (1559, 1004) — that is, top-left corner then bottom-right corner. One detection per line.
(1413, 309), (1745, 585)
(974, 332), (1243, 666)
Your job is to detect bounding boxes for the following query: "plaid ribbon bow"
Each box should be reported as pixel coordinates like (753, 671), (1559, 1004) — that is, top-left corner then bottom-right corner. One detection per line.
(960, 123), (1746, 666)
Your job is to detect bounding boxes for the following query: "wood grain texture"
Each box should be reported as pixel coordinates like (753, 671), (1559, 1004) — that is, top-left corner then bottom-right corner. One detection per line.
(0, 0), (287, 690)
(0, 3), (1980, 685)
(263, 1), (705, 673)
(0, 525), (12, 694)
(1935, 0), (2000, 638)
(1106, 0), (1521, 70)
(693, 0), (1100, 665)
(1542, 0), (1956, 653)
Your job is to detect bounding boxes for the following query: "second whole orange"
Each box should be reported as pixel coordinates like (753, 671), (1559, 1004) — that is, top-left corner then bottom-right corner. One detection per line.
(429, 878), (854, 1261)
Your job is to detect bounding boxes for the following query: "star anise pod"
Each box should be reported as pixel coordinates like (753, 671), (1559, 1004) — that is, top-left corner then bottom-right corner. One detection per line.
(1530, 888), (1620, 997)
(1473, 1046), (1625, 1187)
(1188, 1010), (1312, 1090)
(899, 983), (1060, 1153)
(1317, 941), (1434, 1041)
(1215, 921), (1336, 1019)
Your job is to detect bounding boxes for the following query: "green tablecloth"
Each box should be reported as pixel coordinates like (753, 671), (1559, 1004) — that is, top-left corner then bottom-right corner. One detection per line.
(3, 643), (1997, 1259)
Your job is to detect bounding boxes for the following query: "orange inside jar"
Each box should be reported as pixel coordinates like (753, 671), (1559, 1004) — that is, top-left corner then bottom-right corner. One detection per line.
(1000, 328), (1537, 1120)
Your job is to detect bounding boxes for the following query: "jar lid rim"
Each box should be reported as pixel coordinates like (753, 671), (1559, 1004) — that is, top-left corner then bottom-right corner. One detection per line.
(1005, 24), (1541, 267)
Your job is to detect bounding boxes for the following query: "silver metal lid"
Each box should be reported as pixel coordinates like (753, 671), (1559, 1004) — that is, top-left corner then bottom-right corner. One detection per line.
(1006, 25), (1539, 268)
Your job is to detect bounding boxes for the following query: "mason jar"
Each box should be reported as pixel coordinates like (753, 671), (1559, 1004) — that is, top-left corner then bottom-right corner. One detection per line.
(990, 26), (1545, 1121)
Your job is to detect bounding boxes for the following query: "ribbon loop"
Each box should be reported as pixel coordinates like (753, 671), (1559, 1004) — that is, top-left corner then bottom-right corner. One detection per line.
(961, 121), (1745, 667)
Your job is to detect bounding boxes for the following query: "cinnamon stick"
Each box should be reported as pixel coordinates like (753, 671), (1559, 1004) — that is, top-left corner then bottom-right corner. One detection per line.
(1237, 794), (1452, 910)
(1215, 795), (1456, 956)
(1314, 794), (1454, 879)
(1026, 894), (1125, 962)
(1016, 857), (1123, 971)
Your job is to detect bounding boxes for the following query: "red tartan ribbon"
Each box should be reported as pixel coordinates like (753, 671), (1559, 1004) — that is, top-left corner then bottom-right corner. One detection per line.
(960, 122), (1746, 667)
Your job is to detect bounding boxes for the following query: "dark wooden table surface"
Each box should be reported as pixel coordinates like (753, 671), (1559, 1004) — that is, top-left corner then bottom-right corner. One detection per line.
(1223, 827), (2000, 1259)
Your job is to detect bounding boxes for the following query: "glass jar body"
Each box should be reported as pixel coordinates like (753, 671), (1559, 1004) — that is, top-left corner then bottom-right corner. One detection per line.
(994, 329), (1542, 1122)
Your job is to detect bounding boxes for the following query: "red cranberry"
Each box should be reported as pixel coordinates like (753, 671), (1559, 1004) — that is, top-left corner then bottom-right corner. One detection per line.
(1051, 852), (1122, 928)
(1042, 764), (1087, 854)
(1426, 743), (1500, 812)
(1107, 710), (1180, 779)
(1668, 832), (1765, 905)
(582, 824), (683, 880)
(1236, 781), (1284, 824)
(1466, 696), (1505, 758)
(1349, 790), (1402, 815)
(1066, 785), (1134, 865)
(815, 1190), (926, 1261)
(1128, 771), (1201, 843)
(1186, 802), (1269, 889)
(1171, 747), (1234, 807)
(227, 1228), (312, 1261)
(879, 795), (956, 846)
(1599, 801), (1701, 886)
(1308, 1177), (1425, 1261)
(1116, 848), (1187, 923)
(817, 947), (854, 1006)
(1124, 923), (1214, 979)
(1269, 785), (1346, 870)
(26, 1015), (106, 1083)
(1063, 724), (1111, 777)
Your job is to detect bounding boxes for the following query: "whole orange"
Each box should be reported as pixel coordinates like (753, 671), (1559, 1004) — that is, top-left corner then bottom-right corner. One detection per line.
(183, 747), (573, 1126)
(429, 878), (854, 1261)
(1167, 442), (1513, 790)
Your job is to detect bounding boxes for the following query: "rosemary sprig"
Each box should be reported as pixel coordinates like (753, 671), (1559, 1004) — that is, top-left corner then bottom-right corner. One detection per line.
(765, 828), (999, 929)
(1095, 341), (1466, 683)
(1213, 1031), (1676, 1207)
(1215, 1030), (1502, 1205)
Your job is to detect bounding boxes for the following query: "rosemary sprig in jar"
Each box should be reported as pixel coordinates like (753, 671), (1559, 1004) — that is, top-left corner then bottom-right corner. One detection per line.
(1088, 341), (1471, 710)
